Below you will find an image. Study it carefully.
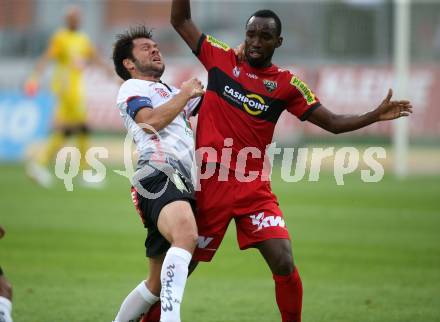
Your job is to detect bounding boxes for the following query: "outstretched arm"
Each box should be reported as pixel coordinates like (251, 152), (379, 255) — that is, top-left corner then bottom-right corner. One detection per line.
(23, 49), (52, 96)
(31, 50), (52, 80)
(307, 89), (413, 134)
(170, 0), (202, 52)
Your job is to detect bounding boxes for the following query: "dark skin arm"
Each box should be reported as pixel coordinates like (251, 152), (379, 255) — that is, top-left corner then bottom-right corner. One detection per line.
(172, 1), (245, 59)
(170, 0), (202, 51)
(307, 89), (413, 134)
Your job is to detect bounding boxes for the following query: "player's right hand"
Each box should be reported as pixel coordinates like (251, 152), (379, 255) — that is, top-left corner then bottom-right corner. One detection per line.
(24, 78), (39, 97)
(180, 78), (205, 99)
(0, 226), (5, 239)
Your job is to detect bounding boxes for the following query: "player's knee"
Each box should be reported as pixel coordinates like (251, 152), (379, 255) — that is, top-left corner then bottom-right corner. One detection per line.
(171, 213), (198, 251)
(271, 251), (294, 276)
(174, 229), (198, 251)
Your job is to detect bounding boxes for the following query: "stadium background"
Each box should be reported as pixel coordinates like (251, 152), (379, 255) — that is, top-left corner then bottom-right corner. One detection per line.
(0, 0), (439, 321)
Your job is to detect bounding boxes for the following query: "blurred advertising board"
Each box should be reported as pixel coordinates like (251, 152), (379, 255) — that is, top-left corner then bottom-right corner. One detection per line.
(0, 91), (54, 161)
(303, 65), (439, 137)
(2, 65), (436, 161)
(86, 64), (440, 139)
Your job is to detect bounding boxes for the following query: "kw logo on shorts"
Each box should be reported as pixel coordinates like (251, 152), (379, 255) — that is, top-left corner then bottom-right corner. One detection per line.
(197, 236), (215, 250)
(250, 212), (286, 232)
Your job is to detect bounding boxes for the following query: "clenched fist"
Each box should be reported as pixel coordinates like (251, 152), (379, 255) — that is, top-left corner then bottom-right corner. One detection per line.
(180, 77), (205, 100)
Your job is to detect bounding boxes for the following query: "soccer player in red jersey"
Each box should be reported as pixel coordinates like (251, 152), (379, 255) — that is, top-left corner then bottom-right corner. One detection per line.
(143, 3), (413, 322)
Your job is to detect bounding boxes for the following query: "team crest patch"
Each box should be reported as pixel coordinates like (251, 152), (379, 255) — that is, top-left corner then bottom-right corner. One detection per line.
(263, 80), (277, 93)
(290, 76), (317, 105)
(207, 35), (230, 51)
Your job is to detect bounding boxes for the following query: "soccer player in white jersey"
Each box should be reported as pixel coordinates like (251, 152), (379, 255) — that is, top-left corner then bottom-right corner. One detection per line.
(111, 26), (204, 322)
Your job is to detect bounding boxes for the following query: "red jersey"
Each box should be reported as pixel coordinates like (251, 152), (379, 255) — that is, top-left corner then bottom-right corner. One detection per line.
(194, 34), (321, 175)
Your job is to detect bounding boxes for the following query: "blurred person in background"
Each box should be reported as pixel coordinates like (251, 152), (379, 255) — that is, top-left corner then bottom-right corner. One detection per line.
(24, 5), (113, 188)
(0, 226), (13, 322)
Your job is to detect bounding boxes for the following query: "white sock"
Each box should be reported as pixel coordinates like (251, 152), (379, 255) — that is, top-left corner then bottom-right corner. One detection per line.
(0, 296), (13, 322)
(113, 280), (159, 322)
(160, 247), (192, 322)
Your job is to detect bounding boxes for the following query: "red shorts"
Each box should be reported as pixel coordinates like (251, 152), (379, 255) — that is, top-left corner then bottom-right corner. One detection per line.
(193, 165), (290, 262)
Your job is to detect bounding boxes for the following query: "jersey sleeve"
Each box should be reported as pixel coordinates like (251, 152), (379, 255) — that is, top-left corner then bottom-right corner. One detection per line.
(285, 74), (321, 121)
(193, 34), (234, 71)
(117, 80), (153, 120)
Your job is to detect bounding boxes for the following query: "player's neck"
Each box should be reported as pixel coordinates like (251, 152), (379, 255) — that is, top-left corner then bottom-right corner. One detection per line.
(136, 75), (161, 82)
(246, 59), (273, 69)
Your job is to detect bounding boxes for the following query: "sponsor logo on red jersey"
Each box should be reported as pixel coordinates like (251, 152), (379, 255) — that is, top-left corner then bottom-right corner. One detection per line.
(207, 35), (230, 51)
(223, 85), (269, 116)
(246, 72), (258, 79)
(290, 76), (317, 105)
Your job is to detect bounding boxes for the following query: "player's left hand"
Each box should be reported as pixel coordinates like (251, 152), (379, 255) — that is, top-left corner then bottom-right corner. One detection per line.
(234, 43), (245, 62)
(374, 88), (413, 121)
(0, 225), (5, 239)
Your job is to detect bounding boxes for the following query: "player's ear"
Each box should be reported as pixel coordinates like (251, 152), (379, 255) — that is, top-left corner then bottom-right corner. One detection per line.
(123, 58), (135, 73)
(275, 36), (283, 48)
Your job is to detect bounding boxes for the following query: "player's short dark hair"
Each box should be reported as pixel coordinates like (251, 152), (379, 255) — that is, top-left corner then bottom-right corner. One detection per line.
(113, 25), (154, 80)
(246, 9), (282, 37)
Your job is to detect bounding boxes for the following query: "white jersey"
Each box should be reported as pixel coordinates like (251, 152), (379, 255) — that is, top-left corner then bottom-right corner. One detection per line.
(117, 79), (200, 182)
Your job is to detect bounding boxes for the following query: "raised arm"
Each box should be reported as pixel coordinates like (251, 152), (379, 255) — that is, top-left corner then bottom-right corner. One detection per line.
(307, 89), (413, 134)
(170, 0), (202, 52)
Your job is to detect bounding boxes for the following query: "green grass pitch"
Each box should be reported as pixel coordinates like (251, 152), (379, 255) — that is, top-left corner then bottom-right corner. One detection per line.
(0, 164), (439, 322)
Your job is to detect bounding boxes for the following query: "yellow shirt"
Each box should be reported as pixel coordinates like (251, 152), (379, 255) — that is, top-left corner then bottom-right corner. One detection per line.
(47, 28), (94, 97)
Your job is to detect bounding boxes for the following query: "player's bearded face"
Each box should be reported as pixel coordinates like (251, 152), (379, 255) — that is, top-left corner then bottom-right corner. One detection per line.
(245, 17), (281, 68)
(132, 38), (165, 78)
(133, 56), (165, 78)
